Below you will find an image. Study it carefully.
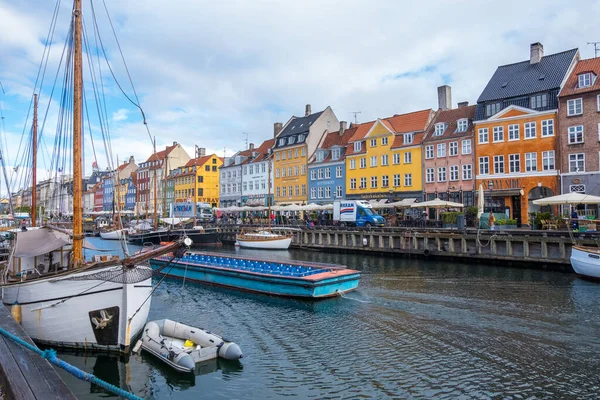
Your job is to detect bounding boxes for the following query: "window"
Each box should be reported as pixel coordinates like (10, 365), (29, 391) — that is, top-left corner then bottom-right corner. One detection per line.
(381, 137), (388, 145)
(569, 153), (585, 172)
(541, 120), (554, 137)
(524, 122), (536, 139)
(425, 168), (434, 183)
(437, 167), (447, 182)
(393, 174), (401, 187)
(508, 124), (519, 141)
(478, 128), (489, 144)
(301, 165), (306, 175)
(288, 167), (292, 176)
(288, 136), (295, 145)
(449, 141), (458, 156)
(354, 142), (362, 152)
(404, 133), (414, 144)
(370, 156), (377, 167)
(318, 187), (323, 199)
(325, 187), (331, 198)
(448, 165), (459, 181)
(336, 166), (342, 178)
(437, 143), (446, 157)
(434, 123), (446, 136)
(530, 94), (547, 109)
(282, 168), (286, 177)
(276, 168), (280, 178)
(567, 98), (583, 116)
(318, 169), (324, 179)
(298, 134), (305, 142)
(302, 184), (306, 195)
(335, 186), (343, 198)
(324, 168), (330, 179)
(282, 151), (286, 160)
(370, 176), (378, 188)
(425, 145), (434, 159)
(276, 187), (280, 197)
(479, 156), (489, 175)
(360, 158), (367, 168)
(350, 159), (356, 170)
(332, 148), (341, 160)
(350, 178), (357, 190)
(288, 150), (292, 159)
(248, 182), (254, 191)
(289, 185), (293, 196)
(294, 149), (299, 158)
(404, 174), (412, 186)
(205, 165), (210, 172)
(525, 152), (537, 172)
(494, 155), (504, 174)
(301, 148), (306, 157)
(261, 164), (266, 173)
(370, 139), (377, 148)
(455, 119), (467, 133)
(382, 175), (389, 187)
(359, 177), (367, 189)
(486, 102), (501, 116)
(310, 187), (316, 199)
(493, 126), (504, 142)
(570, 184), (586, 193)
(282, 186), (287, 196)
(278, 138), (285, 146)
(542, 151), (555, 170)
(462, 164), (472, 180)
(404, 152), (412, 163)
(568, 126), (584, 144)
(275, 152), (280, 161)
(381, 154), (389, 166)
(462, 139), (472, 155)
(316, 151), (325, 162)
(509, 154), (520, 173)
(578, 73), (592, 88)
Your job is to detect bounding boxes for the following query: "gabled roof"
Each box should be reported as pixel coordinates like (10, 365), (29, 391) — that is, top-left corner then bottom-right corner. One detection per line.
(423, 105), (476, 142)
(559, 56), (600, 97)
(477, 48), (578, 103)
(277, 111), (324, 138)
(248, 138), (275, 163)
(309, 126), (356, 164)
(185, 155), (213, 168)
(145, 143), (179, 163)
(391, 131), (424, 149)
(348, 109), (433, 144)
(344, 122), (375, 156)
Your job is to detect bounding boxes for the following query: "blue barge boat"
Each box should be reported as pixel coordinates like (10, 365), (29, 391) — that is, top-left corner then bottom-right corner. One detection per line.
(149, 252), (361, 298)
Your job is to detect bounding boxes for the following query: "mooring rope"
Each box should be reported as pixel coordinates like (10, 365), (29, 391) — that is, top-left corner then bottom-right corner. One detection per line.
(0, 327), (142, 400)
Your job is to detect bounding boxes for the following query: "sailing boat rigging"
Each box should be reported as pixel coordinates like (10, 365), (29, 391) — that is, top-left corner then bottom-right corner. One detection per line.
(1, 0), (189, 353)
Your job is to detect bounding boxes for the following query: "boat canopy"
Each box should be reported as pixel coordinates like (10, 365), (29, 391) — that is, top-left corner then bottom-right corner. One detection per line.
(13, 228), (70, 257)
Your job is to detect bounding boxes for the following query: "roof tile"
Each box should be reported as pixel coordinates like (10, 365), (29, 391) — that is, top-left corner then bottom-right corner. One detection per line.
(559, 57), (600, 97)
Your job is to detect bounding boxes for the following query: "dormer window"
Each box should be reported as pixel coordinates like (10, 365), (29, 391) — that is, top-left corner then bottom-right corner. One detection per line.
(578, 73), (593, 88)
(331, 148), (341, 160)
(530, 94), (547, 109)
(316, 150), (325, 162)
(486, 102), (501, 117)
(404, 133), (414, 144)
(288, 136), (295, 145)
(434, 123), (446, 136)
(297, 134), (305, 142)
(278, 138), (286, 146)
(353, 142), (362, 152)
(456, 119), (468, 133)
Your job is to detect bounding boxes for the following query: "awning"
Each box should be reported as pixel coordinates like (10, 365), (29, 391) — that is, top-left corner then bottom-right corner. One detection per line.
(484, 189), (524, 197)
(13, 228), (70, 257)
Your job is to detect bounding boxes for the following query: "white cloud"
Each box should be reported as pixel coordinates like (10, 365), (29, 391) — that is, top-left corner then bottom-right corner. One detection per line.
(111, 108), (129, 122)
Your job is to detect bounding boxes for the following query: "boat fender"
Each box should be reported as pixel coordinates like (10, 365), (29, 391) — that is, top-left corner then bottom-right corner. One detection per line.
(423, 249), (430, 257)
(11, 302), (22, 324)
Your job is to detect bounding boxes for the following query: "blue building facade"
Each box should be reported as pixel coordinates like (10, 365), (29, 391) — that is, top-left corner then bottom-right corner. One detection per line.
(102, 176), (114, 211)
(125, 178), (136, 211)
(307, 148), (346, 204)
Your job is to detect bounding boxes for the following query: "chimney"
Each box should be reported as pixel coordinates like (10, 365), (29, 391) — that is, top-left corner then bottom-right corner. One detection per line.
(530, 42), (543, 64)
(128, 155), (135, 164)
(339, 121), (347, 136)
(305, 104), (311, 116)
(274, 122), (283, 138)
(437, 85), (452, 111)
(196, 147), (206, 157)
(457, 101), (469, 108)
(172, 141), (178, 146)
(249, 143), (255, 150)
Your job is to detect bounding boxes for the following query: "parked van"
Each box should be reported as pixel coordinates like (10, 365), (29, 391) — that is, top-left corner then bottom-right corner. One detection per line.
(333, 200), (385, 227)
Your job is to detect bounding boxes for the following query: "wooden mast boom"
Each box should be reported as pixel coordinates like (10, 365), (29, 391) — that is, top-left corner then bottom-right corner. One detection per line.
(72, 0), (83, 263)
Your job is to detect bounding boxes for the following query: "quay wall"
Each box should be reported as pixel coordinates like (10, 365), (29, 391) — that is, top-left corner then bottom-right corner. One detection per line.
(219, 226), (600, 269)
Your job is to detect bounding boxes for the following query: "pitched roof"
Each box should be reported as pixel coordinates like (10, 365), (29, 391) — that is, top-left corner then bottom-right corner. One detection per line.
(477, 48), (578, 103)
(309, 126), (356, 164)
(248, 138), (275, 163)
(559, 57), (600, 97)
(423, 105), (476, 142)
(277, 111), (324, 138)
(145, 143), (179, 163)
(391, 131), (424, 149)
(185, 155), (214, 168)
(344, 122), (375, 156)
(348, 109), (432, 144)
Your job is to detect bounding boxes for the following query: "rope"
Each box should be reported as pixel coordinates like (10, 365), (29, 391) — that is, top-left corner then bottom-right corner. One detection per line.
(0, 327), (142, 400)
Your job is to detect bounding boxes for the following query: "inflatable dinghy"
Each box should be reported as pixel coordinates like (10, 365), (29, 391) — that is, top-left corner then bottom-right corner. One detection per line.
(139, 319), (243, 373)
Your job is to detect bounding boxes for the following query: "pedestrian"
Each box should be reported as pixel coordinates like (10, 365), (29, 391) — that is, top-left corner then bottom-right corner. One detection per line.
(571, 208), (579, 230)
(488, 212), (496, 230)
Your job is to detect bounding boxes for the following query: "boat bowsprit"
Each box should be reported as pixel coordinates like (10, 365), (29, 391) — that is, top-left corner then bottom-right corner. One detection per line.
(139, 319), (243, 373)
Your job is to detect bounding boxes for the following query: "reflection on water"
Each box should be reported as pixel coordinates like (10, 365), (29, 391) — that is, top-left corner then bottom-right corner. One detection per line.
(57, 239), (600, 399)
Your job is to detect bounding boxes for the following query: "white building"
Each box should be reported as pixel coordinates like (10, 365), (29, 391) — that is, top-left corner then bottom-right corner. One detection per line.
(241, 138), (275, 206)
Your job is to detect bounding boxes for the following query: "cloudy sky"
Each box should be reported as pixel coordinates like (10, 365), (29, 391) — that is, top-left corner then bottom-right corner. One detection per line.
(0, 0), (599, 186)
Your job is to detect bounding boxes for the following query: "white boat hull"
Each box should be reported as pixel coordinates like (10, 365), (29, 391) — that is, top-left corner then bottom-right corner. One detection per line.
(571, 246), (600, 279)
(236, 237), (292, 250)
(100, 229), (127, 240)
(1, 265), (152, 351)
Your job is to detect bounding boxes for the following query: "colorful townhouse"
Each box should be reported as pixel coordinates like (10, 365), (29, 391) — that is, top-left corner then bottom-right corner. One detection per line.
(241, 138), (275, 206)
(173, 149), (222, 208)
(474, 43), (579, 225)
(220, 147), (253, 208)
(165, 173), (175, 214)
(345, 109), (434, 201)
(101, 156), (137, 212)
(125, 173), (137, 211)
(557, 56), (600, 198)
(422, 85), (477, 208)
(273, 105), (339, 205)
(307, 121), (353, 203)
(93, 182), (103, 212)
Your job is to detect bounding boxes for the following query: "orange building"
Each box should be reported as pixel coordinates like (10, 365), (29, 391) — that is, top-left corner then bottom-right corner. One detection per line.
(474, 43), (579, 225)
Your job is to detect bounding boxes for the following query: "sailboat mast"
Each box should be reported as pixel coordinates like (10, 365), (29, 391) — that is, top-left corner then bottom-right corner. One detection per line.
(72, 0), (84, 263)
(267, 152), (271, 229)
(31, 94), (38, 227)
(153, 137), (158, 230)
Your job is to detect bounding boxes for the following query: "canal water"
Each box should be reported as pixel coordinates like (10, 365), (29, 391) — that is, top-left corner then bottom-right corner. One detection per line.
(55, 238), (600, 399)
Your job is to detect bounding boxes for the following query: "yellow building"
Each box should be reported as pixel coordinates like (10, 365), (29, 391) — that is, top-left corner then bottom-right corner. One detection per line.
(273, 105), (339, 204)
(174, 154), (222, 207)
(345, 109), (433, 201)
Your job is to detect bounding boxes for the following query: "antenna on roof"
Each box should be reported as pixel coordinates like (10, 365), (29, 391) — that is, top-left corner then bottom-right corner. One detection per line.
(350, 111), (362, 124)
(588, 42), (600, 57)
(242, 132), (249, 149)
(223, 146), (227, 159)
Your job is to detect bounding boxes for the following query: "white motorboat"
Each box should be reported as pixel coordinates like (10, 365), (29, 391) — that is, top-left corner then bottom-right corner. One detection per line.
(236, 230), (292, 250)
(570, 246), (600, 279)
(99, 228), (128, 240)
(139, 319), (242, 373)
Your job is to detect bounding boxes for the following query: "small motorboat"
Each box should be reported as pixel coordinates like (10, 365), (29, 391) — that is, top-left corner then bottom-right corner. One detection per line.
(99, 228), (129, 240)
(138, 319), (242, 373)
(236, 230), (292, 250)
(571, 245), (600, 279)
